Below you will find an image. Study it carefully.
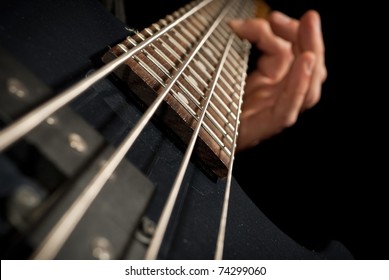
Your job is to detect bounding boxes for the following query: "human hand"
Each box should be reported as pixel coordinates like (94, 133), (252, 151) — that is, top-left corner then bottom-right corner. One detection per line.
(229, 10), (327, 151)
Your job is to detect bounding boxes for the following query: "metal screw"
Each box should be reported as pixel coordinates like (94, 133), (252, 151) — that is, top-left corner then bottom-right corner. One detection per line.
(7, 78), (28, 98)
(142, 217), (156, 236)
(68, 133), (87, 153)
(7, 185), (42, 231)
(134, 217), (156, 245)
(46, 116), (58, 125)
(91, 237), (113, 260)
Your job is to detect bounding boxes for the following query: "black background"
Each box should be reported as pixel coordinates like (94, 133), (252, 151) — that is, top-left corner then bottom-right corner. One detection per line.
(0, 0), (384, 260)
(119, 0), (388, 260)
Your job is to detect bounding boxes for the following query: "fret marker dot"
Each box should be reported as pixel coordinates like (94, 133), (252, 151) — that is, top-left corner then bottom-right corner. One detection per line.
(195, 60), (207, 73)
(186, 75), (198, 87)
(175, 92), (189, 105)
(203, 47), (215, 60)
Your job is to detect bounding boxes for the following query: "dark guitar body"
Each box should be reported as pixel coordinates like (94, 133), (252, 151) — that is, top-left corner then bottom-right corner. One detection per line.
(0, 0), (353, 260)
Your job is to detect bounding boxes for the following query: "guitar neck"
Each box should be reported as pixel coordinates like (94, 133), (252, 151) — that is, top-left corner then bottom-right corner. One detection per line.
(102, 0), (257, 178)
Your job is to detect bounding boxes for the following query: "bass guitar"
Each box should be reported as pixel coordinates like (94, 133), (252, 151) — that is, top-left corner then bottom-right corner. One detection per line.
(0, 0), (352, 260)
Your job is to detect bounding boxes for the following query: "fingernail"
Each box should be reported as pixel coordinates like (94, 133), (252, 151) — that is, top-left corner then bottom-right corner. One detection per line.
(272, 11), (291, 24)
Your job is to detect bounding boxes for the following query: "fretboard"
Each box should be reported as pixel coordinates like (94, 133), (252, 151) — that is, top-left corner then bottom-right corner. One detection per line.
(102, 0), (256, 178)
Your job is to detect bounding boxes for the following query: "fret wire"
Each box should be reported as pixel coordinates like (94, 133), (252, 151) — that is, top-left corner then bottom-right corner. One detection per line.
(220, 71), (239, 97)
(217, 21), (232, 39)
(180, 18), (203, 40)
(149, 44), (179, 71)
(177, 80), (235, 145)
(152, 23), (162, 31)
(158, 37), (184, 64)
(171, 89), (198, 117)
(181, 72), (235, 125)
(211, 81), (234, 110)
(140, 48), (173, 79)
(187, 65), (209, 88)
(204, 40), (222, 60)
(224, 56), (248, 89)
(176, 24), (199, 43)
(133, 55), (167, 87)
(180, 73), (237, 130)
(171, 79), (236, 147)
(32, 1), (230, 261)
(189, 12), (210, 32)
(182, 73), (204, 97)
(211, 90), (237, 121)
(177, 73), (236, 132)
(193, 59), (212, 79)
(145, 4), (235, 259)
(171, 88), (232, 155)
(218, 71), (238, 98)
(216, 83), (238, 110)
(208, 98), (236, 131)
(179, 79), (236, 133)
(171, 28), (193, 49)
(213, 27), (229, 45)
(164, 33), (188, 56)
(221, 64), (239, 100)
(205, 112), (234, 144)
(215, 32), (250, 261)
(230, 46), (245, 64)
(208, 34), (226, 53)
(214, 37), (249, 260)
(0, 0), (215, 151)
(221, 65), (239, 89)
(197, 51), (216, 71)
(173, 83), (235, 148)
(176, 81), (202, 106)
(231, 38), (247, 54)
(223, 56), (237, 76)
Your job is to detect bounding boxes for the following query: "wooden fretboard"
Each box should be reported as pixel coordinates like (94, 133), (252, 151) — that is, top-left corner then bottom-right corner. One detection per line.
(102, 0), (256, 178)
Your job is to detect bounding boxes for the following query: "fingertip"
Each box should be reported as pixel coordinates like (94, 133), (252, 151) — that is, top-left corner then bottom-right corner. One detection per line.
(301, 9), (322, 32)
(269, 11), (291, 25)
(228, 19), (244, 31)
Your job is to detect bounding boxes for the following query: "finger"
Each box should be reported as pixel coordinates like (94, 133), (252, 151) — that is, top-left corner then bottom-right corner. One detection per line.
(273, 51), (316, 128)
(237, 52), (315, 150)
(244, 70), (274, 94)
(268, 11), (299, 43)
(298, 10), (326, 109)
(229, 18), (292, 80)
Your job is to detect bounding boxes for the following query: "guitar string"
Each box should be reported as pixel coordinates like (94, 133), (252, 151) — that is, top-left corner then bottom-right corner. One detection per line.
(145, 0), (243, 260)
(0, 0), (214, 152)
(31, 0), (233, 260)
(145, 29), (235, 261)
(214, 39), (250, 260)
(213, 0), (253, 259)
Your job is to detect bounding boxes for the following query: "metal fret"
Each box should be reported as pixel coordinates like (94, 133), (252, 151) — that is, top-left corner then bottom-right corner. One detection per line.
(181, 74), (237, 131)
(197, 51), (217, 71)
(145, 24), (236, 260)
(215, 31), (250, 262)
(180, 18), (203, 39)
(133, 56), (167, 87)
(164, 33), (188, 55)
(157, 38), (184, 64)
(0, 0), (215, 151)
(176, 24), (198, 43)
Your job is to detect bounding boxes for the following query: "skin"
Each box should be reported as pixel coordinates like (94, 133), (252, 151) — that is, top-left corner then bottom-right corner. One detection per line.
(229, 10), (327, 151)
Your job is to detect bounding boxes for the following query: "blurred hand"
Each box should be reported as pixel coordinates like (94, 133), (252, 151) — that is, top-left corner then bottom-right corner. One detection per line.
(229, 10), (327, 151)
